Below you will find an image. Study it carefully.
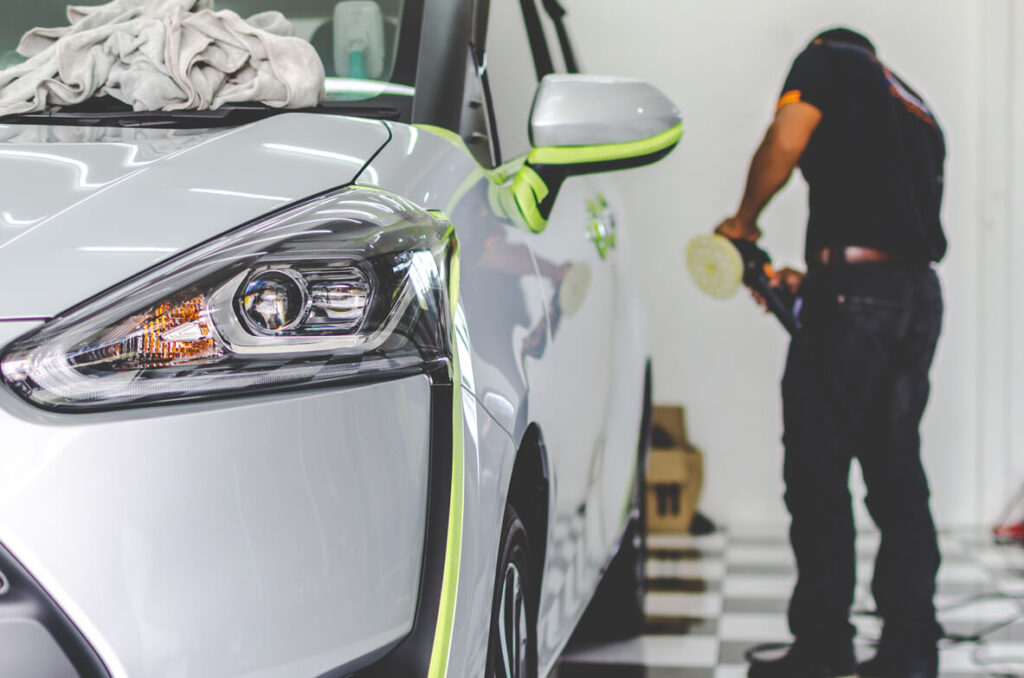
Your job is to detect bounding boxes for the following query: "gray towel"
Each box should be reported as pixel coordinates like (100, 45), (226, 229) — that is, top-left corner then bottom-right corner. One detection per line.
(0, 0), (326, 116)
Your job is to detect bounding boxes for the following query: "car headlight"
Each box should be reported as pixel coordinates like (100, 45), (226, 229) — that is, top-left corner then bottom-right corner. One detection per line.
(0, 187), (455, 412)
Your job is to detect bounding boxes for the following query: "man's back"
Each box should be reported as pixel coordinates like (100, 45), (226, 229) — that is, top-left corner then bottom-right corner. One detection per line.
(782, 42), (947, 262)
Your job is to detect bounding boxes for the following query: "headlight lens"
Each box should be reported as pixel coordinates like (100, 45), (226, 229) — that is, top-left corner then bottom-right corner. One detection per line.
(1, 187), (454, 412)
(239, 269), (310, 332)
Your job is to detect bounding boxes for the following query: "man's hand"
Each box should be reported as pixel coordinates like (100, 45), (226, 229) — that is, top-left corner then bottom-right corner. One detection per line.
(770, 267), (805, 295)
(750, 267), (804, 309)
(715, 216), (761, 242)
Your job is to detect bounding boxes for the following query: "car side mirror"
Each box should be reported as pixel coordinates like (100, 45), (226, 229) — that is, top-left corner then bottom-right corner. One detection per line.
(511, 74), (683, 232)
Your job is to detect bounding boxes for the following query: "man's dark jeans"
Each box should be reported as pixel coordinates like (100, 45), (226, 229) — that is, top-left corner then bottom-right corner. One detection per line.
(782, 261), (944, 657)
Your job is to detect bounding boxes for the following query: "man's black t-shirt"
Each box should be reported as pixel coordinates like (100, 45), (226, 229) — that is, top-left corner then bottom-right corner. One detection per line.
(780, 42), (947, 262)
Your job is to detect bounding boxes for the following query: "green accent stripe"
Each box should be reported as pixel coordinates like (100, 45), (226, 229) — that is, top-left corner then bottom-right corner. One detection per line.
(527, 122), (684, 166)
(415, 124), (465, 147)
(416, 125), (507, 184)
(415, 124), (528, 186)
(427, 236), (465, 678)
(511, 165), (550, 233)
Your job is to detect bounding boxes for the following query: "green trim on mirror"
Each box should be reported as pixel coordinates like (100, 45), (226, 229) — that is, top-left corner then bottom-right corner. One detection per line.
(527, 122), (684, 166)
(413, 122), (683, 238)
(512, 165), (551, 233)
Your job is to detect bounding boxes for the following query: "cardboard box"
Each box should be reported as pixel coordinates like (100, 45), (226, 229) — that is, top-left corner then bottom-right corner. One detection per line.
(646, 405), (704, 534)
(651, 405), (691, 449)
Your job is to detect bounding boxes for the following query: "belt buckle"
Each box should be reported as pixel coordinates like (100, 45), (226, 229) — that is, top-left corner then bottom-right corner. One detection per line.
(821, 247), (844, 266)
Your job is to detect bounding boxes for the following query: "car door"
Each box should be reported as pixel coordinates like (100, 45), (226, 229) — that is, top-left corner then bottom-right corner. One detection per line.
(484, 0), (618, 640)
(528, 0), (643, 561)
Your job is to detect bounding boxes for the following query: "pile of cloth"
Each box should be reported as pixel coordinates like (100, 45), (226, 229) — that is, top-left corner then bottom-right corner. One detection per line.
(0, 0), (325, 117)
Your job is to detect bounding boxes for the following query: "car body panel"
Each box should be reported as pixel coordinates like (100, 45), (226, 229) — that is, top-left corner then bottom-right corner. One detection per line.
(0, 115), (652, 678)
(0, 0), (668, 671)
(0, 321), (41, 347)
(593, 182), (650, 550)
(359, 123), (644, 675)
(356, 124), (548, 676)
(0, 114), (389, 319)
(358, 123), (550, 443)
(0, 374), (432, 678)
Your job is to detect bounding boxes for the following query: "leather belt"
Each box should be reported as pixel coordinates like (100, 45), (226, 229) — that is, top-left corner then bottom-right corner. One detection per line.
(810, 246), (903, 266)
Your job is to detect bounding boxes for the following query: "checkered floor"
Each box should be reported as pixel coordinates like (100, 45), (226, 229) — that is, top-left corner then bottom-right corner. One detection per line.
(553, 528), (1024, 677)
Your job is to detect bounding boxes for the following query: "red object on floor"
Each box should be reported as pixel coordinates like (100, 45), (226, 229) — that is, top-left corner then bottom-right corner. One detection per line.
(993, 522), (1024, 544)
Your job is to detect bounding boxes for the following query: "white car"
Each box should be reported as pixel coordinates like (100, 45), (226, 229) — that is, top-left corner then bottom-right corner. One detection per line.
(0, 0), (682, 676)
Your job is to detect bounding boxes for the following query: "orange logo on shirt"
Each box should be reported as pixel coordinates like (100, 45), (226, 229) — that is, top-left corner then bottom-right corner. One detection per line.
(777, 89), (803, 111)
(884, 67), (938, 127)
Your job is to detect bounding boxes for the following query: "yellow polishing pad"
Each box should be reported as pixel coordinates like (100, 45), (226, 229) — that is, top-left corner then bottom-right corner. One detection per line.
(557, 261), (592, 318)
(686, 234), (744, 300)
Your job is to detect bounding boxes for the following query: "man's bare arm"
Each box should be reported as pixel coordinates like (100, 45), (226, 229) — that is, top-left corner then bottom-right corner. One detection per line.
(716, 101), (823, 241)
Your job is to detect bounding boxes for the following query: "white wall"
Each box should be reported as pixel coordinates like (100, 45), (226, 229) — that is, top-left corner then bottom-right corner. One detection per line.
(560, 0), (994, 527)
(977, 0), (1024, 525)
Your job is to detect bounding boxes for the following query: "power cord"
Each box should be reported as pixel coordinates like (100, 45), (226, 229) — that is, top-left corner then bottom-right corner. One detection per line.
(939, 590), (1024, 677)
(743, 590), (1024, 676)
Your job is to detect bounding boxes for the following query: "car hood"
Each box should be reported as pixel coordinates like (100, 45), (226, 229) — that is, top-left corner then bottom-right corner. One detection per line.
(0, 113), (390, 319)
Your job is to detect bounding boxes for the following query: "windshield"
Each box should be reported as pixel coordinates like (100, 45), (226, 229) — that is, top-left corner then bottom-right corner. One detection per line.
(0, 0), (420, 119)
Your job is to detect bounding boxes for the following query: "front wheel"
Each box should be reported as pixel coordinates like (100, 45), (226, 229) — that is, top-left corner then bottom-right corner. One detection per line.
(487, 505), (538, 678)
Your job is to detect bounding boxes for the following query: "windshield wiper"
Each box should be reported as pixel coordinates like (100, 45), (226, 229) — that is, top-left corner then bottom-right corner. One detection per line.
(0, 98), (401, 128)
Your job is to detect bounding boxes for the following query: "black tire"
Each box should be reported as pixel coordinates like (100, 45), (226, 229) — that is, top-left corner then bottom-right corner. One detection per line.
(486, 505), (538, 678)
(575, 458), (647, 641)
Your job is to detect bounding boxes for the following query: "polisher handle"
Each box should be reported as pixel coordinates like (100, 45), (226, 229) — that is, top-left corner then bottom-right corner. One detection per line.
(728, 239), (802, 336)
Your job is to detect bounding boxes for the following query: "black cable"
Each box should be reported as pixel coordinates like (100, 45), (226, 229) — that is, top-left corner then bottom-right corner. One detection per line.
(972, 643), (1024, 677)
(743, 642), (794, 664)
(961, 590), (1024, 677)
(744, 588), (1024, 676)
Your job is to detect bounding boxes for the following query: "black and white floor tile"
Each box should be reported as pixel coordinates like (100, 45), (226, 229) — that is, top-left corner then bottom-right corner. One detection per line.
(553, 528), (1024, 677)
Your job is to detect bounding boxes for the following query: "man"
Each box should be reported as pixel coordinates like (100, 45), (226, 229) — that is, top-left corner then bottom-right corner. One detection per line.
(716, 28), (947, 678)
